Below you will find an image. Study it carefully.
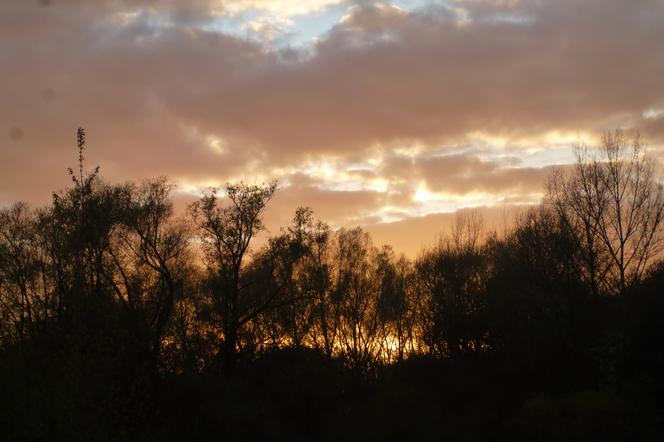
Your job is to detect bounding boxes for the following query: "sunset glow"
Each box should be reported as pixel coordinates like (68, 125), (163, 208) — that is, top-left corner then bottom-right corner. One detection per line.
(2, 0), (664, 256)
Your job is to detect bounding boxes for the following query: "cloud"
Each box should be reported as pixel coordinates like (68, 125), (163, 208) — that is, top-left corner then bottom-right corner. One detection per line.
(2, 0), (664, 253)
(382, 152), (556, 195)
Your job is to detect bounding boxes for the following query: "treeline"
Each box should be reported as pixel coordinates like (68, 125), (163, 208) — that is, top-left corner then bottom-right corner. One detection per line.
(1, 129), (663, 441)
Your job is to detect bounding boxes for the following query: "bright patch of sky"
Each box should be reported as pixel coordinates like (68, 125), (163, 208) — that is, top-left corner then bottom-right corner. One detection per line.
(466, 131), (584, 169)
(203, 1), (434, 47)
(411, 185), (536, 218)
(473, 142), (576, 169)
(643, 107), (664, 120)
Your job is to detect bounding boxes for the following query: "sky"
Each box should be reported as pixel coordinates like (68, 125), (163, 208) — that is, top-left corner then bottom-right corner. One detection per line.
(2, 0), (664, 256)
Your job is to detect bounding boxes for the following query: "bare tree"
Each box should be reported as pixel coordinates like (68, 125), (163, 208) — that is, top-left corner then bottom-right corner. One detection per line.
(332, 228), (386, 373)
(452, 209), (485, 254)
(548, 130), (664, 295)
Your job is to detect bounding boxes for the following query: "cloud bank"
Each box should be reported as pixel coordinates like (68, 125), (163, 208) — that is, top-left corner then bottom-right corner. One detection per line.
(2, 0), (664, 255)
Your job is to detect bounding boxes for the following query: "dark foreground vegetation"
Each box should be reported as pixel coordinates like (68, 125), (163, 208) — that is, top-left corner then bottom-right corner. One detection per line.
(1, 129), (664, 441)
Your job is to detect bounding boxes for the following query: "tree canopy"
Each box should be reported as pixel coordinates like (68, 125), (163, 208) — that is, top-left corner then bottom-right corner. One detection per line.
(1, 129), (663, 442)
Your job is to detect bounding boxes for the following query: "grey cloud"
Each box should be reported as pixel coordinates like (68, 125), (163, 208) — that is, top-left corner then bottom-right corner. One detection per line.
(380, 152), (556, 195)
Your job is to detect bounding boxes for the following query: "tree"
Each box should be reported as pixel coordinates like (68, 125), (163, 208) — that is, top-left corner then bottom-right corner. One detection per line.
(486, 206), (590, 372)
(548, 130), (664, 295)
(293, 216), (336, 357)
(415, 211), (489, 357)
(332, 228), (386, 373)
(0, 203), (44, 346)
(102, 178), (189, 375)
(374, 246), (417, 362)
(189, 181), (277, 375)
(250, 207), (325, 351)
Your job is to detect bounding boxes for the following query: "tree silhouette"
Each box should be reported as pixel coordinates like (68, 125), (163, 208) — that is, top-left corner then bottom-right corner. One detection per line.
(1, 127), (663, 442)
(189, 181), (278, 375)
(548, 130), (664, 295)
(415, 212), (490, 357)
